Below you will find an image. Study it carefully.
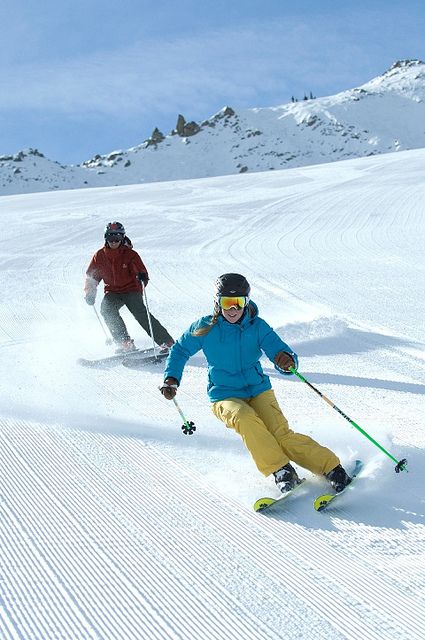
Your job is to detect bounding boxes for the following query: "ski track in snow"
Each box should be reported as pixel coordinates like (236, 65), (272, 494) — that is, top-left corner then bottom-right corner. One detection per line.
(1, 418), (424, 640)
(1, 151), (425, 639)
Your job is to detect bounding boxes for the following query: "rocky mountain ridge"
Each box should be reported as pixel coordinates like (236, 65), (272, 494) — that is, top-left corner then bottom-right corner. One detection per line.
(1, 59), (425, 195)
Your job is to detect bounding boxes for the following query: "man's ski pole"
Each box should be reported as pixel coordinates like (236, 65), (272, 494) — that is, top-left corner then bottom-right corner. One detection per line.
(93, 306), (112, 345)
(172, 397), (196, 435)
(142, 286), (158, 360)
(290, 367), (407, 473)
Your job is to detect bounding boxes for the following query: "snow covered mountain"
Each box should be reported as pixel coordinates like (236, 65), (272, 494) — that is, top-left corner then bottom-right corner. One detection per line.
(2, 59), (425, 195)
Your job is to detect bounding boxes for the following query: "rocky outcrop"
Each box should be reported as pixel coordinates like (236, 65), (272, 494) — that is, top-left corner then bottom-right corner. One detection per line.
(174, 115), (201, 137)
(201, 106), (236, 128)
(387, 59), (425, 72)
(145, 127), (165, 147)
(0, 149), (45, 162)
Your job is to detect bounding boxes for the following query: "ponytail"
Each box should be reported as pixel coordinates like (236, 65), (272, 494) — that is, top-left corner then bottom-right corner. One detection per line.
(192, 309), (220, 336)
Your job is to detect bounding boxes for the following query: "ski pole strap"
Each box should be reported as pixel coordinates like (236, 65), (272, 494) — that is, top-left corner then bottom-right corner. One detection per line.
(290, 367), (408, 473)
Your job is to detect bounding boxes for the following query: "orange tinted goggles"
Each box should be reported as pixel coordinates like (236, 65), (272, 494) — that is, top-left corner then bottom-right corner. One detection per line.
(219, 296), (248, 310)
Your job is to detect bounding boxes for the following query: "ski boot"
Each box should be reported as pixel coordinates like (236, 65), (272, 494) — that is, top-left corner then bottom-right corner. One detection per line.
(115, 338), (137, 354)
(273, 463), (300, 493)
(325, 464), (352, 493)
(159, 339), (175, 355)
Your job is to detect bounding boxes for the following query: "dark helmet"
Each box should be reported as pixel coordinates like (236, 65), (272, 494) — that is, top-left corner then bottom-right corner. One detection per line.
(214, 273), (251, 297)
(104, 221), (125, 239)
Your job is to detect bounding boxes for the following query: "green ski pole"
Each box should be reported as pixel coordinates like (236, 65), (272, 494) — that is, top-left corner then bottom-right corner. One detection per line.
(290, 367), (407, 473)
(172, 397), (196, 435)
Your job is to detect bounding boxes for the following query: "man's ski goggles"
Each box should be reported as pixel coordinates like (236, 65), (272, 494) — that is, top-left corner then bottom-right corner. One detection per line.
(218, 296), (248, 310)
(106, 234), (123, 242)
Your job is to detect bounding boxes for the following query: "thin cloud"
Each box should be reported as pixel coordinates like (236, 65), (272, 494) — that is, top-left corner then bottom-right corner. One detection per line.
(0, 20), (388, 119)
(0, 10), (423, 126)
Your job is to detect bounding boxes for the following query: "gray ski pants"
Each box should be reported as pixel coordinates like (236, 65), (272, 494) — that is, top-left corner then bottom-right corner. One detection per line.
(100, 291), (173, 346)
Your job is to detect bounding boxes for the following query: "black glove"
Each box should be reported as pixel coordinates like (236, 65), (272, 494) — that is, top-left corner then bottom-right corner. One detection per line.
(160, 377), (178, 400)
(137, 272), (149, 286)
(85, 292), (96, 306)
(274, 351), (295, 371)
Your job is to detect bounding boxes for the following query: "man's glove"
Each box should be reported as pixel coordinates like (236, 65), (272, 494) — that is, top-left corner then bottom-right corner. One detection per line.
(274, 351), (295, 372)
(160, 377), (179, 400)
(85, 292), (96, 306)
(137, 272), (149, 286)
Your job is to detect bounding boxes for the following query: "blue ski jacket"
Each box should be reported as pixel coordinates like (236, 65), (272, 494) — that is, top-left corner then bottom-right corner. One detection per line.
(163, 301), (298, 402)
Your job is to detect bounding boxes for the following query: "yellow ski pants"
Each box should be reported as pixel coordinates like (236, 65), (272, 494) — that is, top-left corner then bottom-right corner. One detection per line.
(211, 389), (339, 477)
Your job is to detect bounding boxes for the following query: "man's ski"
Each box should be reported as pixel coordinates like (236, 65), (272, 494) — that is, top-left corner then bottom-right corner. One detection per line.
(77, 346), (167, 369)
(313, 459), (364, 512)
(253, 478), (307, 513)
(122, 351), (168, 368)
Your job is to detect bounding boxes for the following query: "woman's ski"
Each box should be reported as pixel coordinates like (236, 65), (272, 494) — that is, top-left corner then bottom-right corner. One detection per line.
(313, 459), (364, 512)
(253, 478), (307, 513)
(253, 460), (364, 514)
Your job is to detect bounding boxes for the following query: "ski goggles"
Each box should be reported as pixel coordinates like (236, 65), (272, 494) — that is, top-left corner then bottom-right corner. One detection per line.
(218, 296), (248, 310)
(106, 234), (123, 242)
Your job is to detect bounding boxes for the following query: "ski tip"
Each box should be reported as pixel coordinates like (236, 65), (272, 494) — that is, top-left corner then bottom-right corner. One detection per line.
(253, 497), (276, 512)
(313, 494), (334, 512)
(352, 459), (364, 477)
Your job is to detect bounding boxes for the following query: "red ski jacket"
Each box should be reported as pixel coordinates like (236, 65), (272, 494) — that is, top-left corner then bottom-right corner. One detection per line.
(85, 245), (149, 294)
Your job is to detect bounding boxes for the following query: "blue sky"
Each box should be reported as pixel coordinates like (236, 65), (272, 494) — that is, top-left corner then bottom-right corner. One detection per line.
(1, 0), (425, 164)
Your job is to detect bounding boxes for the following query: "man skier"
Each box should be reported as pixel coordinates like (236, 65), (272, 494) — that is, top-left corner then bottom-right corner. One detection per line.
(84, 221), (174, 352)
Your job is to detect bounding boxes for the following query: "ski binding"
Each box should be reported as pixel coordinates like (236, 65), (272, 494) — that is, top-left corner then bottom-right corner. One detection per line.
(313, 459), (364, 512)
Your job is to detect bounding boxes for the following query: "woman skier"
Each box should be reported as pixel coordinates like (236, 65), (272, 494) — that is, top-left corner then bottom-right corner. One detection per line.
(160, 273), (351, 493)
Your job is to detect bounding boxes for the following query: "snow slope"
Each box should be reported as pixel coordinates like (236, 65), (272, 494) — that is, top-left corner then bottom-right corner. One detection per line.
(3, 59), (425, 196)
(0, 148), (424, 639)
